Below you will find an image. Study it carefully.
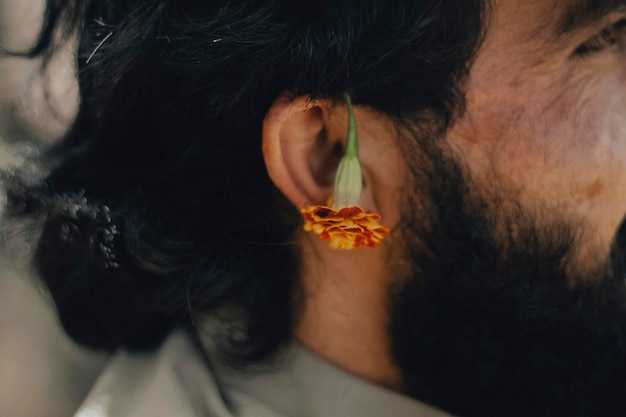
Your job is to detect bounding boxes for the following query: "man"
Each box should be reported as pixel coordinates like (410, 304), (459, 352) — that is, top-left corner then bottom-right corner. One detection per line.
(6, 0), (626, 415)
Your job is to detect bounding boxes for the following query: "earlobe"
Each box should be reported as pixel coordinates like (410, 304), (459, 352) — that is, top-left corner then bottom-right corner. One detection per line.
(262, 95), (343, 208)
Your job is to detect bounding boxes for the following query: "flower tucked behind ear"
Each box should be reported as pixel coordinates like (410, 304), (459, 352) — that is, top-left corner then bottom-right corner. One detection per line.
(301, 94), (389, 250)
(302, 205), (389, 249)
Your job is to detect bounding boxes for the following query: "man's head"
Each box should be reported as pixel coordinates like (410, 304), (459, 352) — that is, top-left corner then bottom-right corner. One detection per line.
(260, 2), (626, 414)
(7, 0), (626, 415)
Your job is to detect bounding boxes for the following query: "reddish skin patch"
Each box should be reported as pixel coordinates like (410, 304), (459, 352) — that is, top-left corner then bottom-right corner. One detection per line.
(583, 179), (604, 202)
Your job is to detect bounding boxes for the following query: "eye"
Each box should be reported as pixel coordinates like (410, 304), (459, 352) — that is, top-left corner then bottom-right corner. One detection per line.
(575, 20), (626, 55)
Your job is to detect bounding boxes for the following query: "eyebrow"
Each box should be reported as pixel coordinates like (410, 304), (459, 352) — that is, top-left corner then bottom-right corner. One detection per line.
(558, 0), (626, 36)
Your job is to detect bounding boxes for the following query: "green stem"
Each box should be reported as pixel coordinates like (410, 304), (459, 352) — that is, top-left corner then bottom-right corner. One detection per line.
(331, 94), (363, 208)
(343, 93), (358, 158)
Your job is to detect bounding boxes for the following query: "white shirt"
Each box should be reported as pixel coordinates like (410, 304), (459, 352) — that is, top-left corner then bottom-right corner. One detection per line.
(74, 330), (453, 417)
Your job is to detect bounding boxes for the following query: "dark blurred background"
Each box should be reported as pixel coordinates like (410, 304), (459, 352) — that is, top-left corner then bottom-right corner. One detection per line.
(0, 1), (106, 416)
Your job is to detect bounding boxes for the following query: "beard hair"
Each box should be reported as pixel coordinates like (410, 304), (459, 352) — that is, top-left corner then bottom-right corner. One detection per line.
(388, 133), (626, 417)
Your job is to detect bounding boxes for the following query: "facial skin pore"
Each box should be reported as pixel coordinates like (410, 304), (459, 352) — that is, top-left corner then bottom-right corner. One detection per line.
(265, 0), (626, 402)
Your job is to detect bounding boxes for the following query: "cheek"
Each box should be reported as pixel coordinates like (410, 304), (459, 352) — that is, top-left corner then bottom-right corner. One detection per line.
(532, 80), (626, 204)
(533, 85), (626, 255)
(567, 87), (626, 233)
(454, 72), (626, 254)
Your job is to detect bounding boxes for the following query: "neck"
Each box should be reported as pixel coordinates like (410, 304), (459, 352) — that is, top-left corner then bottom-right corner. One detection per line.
(294, 235), (403, 390)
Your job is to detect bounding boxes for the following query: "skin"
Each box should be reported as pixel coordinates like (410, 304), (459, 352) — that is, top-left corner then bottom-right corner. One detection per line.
(266, 0), (626, 392)
(451, 1), (626, 276)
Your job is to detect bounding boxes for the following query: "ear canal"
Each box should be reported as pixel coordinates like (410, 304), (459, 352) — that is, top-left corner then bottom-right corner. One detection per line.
(309, 132), (344, 189)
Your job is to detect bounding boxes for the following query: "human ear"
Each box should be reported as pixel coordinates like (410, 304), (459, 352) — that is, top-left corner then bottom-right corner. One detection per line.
(263, 93), (403, 231)
(262, 94), (345, 209)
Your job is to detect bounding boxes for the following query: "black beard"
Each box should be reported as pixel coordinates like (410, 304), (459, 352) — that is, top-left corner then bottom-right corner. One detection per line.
(389, 141), (626, 417)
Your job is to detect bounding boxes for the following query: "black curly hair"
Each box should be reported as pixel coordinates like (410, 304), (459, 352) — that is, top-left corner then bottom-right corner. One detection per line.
(2, 0), (489, 362)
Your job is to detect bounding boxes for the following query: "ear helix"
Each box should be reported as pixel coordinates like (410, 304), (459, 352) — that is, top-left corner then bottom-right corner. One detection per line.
(300, 94), (389, 250)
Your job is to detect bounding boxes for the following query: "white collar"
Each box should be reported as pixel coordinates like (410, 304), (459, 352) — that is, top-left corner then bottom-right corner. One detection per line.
(209, 337), (453, 417)
(74, 329), (453, 417)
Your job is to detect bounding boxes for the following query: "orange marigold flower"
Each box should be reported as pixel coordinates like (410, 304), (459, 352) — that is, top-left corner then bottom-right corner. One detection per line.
(301, 205), (390, 250)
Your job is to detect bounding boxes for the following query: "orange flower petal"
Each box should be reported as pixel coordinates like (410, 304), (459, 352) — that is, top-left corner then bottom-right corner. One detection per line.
(301, 205), (390, 250)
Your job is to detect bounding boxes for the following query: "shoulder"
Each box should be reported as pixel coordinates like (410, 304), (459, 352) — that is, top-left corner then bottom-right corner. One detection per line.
(73, 330), (233, 417)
